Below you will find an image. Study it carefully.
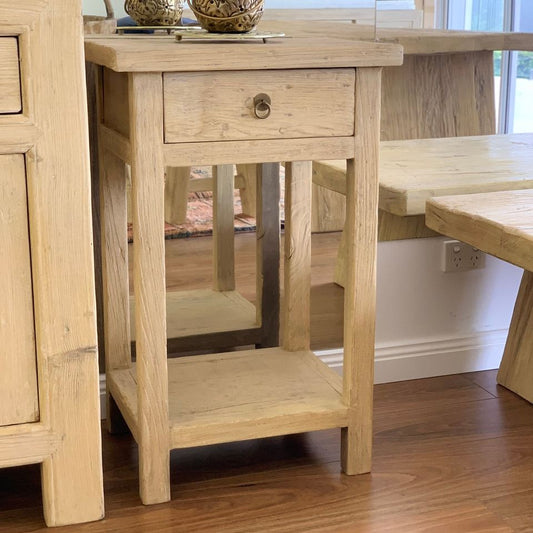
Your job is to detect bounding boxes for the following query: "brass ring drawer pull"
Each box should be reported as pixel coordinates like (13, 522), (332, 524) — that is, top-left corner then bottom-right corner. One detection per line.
(253, 93), (271, 119)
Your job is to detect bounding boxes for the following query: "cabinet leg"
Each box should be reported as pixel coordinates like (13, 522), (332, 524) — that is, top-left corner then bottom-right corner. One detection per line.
(40, 351), (104, 526)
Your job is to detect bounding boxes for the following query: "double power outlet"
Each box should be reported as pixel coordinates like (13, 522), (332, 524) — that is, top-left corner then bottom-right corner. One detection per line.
(442, 239), (486, 273)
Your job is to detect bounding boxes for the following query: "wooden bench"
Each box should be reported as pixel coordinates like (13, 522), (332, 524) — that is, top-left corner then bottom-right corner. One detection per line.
(426, 189), (533, 403)
(314, 133), (533, 285)
(301, 26), (533, 233)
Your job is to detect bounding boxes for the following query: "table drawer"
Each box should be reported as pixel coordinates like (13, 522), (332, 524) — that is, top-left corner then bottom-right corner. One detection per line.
(0, 37), (22, 114)
(163, 69), (355, 143)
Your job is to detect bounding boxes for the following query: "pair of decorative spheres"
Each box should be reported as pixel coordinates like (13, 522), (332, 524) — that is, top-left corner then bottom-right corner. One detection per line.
(124, 0), (264, 33)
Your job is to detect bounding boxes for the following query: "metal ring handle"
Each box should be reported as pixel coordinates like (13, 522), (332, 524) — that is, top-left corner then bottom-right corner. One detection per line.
(253, 93), (271, 119)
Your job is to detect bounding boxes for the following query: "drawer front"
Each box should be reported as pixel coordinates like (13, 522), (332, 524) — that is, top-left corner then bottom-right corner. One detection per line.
(0, 154), (39, 425)
(164, 69), (355, 143)
(0, 37), (22, 114)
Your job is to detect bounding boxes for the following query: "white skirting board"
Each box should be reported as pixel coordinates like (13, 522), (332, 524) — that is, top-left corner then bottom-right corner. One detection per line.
(99, 328), (507, 418)
(318, 328), (508, 383)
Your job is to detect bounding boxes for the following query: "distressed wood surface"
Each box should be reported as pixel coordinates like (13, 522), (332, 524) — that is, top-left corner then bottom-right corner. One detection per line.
(341, 68), (381, 476)
(2, 369), (533, 532)
(163, 70), (355, 143)
(316, 133), (533, 217)
(426, 190), (533, 403)
(84, 36), (403, 72)
(283, 161), (312, 352)
(213, 164), (236, 292)
(0, 154), (38, 426)
(129, 72), (170, 505)
(0, 38), (21, 113)
(259, 20), (533, 54)
(498, 271), (533, 403)
(0, 0), (104, 526)
(426, 189), (533, 272)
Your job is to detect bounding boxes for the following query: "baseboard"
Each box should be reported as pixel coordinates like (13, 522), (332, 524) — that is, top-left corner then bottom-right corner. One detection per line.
(316, 329), (508, 384)
(99, 329), (508, 417)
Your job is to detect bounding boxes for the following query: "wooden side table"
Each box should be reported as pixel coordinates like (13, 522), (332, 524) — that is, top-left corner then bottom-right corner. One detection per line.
(85, 34), (403, 504)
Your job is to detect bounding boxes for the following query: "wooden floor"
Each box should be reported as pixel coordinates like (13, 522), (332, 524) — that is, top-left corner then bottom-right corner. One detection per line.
(1, 233), (532, 532)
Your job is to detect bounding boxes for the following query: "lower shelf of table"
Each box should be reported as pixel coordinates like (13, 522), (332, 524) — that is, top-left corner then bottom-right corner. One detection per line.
(130, 288), (262, 352)
(108, 347), (349, 450)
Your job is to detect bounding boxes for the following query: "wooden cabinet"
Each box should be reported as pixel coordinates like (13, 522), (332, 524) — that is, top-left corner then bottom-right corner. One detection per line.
(0, 0), (103, 526)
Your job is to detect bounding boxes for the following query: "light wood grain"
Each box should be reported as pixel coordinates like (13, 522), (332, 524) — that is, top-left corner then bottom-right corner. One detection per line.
(98, 146), (131, 373)
(0, 425), (60, 469)
(163, 137), (355, 167)
(426, 189), (533, 403)
(0, 154), (38, 426)
(380, 52), (496, 142)
(498, 271), (533, 403)
(85, 36), (403, 72)
(109, 348), (347, 450)
(341, 67), (381, 475)
(5, 367), (533, 532)
(381, 134), (533, 216)
(426, 189), (533, 272)
(129, 72), (170, 505)
(5, 0), (105, 525)
(257, 21), (533, 55)
(316, 133), (533, 217)
(213, 164), (236, 291)
(164, 166), (191, 225)
(284, 161), (312, 352)
(163, 70), (354, 143)
(0, 37), (21, 113)
(130, 289), (257, 341)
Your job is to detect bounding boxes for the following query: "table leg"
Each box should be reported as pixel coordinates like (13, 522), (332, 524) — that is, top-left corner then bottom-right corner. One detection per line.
(164, 166), (192, 225)
(341, 67), (381, 475)
(213, 164), (236, 292)
(99, 147), (131, 433)
(256, 163), (280, 348)
(283, 161), (312, 352)
(497, 270), (533, 403)
(129, 72), (170, 505)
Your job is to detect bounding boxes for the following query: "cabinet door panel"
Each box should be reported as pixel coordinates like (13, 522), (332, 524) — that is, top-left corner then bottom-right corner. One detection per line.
(0, 153), (38, 425)
(0, 37), (22, 114)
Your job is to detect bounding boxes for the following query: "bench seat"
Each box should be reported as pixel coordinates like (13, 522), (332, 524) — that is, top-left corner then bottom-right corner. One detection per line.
(426, 189), (533, 403)
(314, 133), (533, 285)
(314, 133), (533, 217)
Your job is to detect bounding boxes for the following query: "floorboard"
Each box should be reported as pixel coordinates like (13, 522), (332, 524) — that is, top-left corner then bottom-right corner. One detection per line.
(1, 233), (531, 531)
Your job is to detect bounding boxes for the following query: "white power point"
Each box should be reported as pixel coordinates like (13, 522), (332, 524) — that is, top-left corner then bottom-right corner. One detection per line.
(442, 240), (486, 272)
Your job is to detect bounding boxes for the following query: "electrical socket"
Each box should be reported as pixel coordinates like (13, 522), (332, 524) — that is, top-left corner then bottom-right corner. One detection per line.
(442, 240), (486, 273)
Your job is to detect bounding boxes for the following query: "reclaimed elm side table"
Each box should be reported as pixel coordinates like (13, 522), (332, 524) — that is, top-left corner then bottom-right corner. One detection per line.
(85, 34), (403, 504)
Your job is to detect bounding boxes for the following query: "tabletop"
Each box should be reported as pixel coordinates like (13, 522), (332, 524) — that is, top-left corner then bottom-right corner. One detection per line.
(84, 32), (403, 72)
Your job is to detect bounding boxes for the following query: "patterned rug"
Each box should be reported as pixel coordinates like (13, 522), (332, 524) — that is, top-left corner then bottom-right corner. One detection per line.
(128, 166), (285, 241)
